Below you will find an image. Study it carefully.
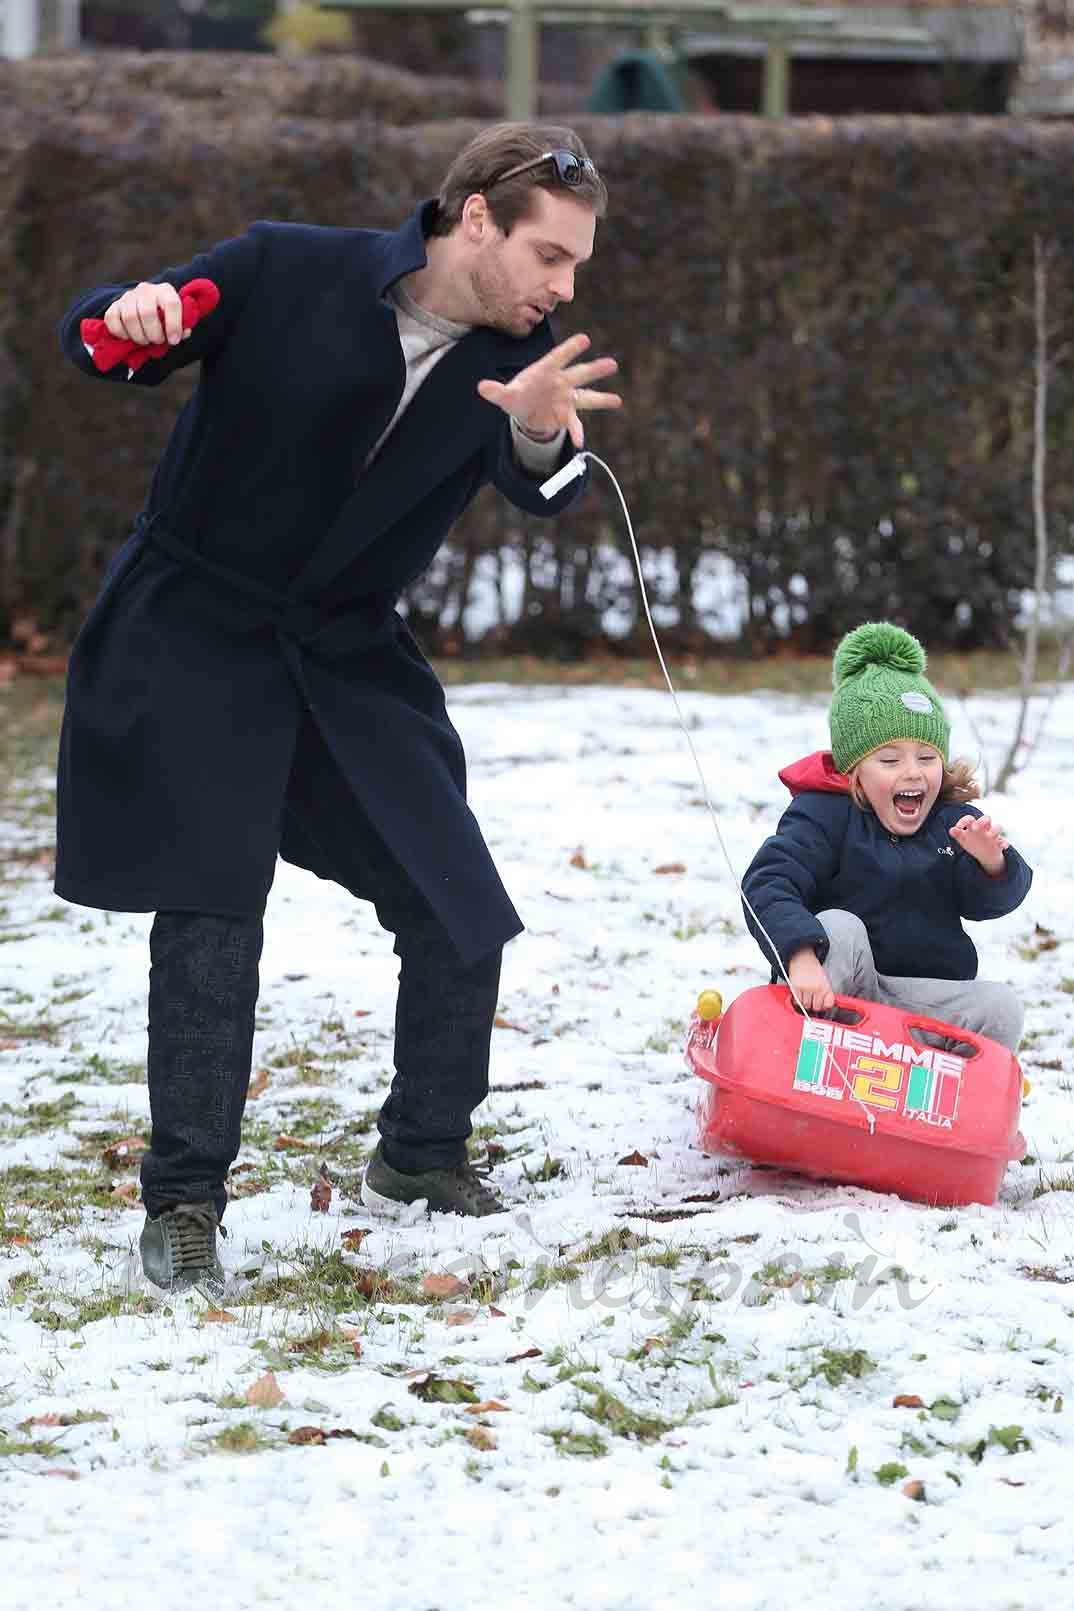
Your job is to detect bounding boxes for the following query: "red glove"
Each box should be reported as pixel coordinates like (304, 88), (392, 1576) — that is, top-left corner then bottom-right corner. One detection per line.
(80, 278), (220, 377)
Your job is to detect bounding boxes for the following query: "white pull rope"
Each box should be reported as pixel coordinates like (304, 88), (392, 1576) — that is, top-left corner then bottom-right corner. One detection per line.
(549, 451), (876, 1133)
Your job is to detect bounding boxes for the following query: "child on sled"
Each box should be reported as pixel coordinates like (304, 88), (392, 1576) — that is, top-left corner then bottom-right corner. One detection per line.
(740, 622), (1032, 1052)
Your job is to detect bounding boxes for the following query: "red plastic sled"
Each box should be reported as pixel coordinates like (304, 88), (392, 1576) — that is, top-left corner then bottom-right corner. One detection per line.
(686, 984), (1026, 1207)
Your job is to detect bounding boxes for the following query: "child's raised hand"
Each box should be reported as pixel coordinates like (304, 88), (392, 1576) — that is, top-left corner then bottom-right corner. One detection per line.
(949, 813), (1008, 876)
(788, 946), (836, 1012)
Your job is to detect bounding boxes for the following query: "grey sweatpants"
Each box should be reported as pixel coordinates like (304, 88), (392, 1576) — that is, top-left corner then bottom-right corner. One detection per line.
(817, 909), (1024, 1053)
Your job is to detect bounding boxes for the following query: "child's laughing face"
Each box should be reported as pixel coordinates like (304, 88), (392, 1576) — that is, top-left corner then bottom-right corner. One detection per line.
(854, 739), (944, 835)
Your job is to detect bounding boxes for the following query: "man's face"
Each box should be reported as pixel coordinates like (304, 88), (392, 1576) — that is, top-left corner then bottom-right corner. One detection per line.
(469, 187), (596, 338)
(854, 739), (944, 835)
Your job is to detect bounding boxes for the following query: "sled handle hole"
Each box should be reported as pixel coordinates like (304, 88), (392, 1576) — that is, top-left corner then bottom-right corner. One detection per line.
(907, 1025), (981, 1060)
(790, 1003), (865, 1026)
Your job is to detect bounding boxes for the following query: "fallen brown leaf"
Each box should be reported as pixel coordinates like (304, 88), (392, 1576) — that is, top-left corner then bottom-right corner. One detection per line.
(893, 1394), (925, 1410)
(310, 1164), (333, 1214)
(422, 1273), (469, 1300)
(287, 1330), (336, 1354)
(493, 1016), (526, 1033)
(488, 1305), (506, 1318)
(506, 1346), (542, 1363)
(273, 1134), (307, 1151)
(653, 862), (687, 875)
(247, 1069), (270, 1099)
(353, 1009), (372, 1018)
(288, 1426), (326, 1445)
(102, 1135), (147, 1169)
(350, 1269), (387, 1298)
(464, 1400), (510, 1415)
(109, 1182), (141, 1205)
(569, 846), (588, 869)
(246, 1371), (285, 1410)
(227, 1175), (268, 1199)
(465, 1426), (497, 1451)
(201, 1307), (239, 1324)
(617, 1150), (649, 1167)
(341, 1228), (370, 1251)
(902, 1479), (926, 1502)
(45, 1469), (80, 1481)
(445, 1308), (478, 1326)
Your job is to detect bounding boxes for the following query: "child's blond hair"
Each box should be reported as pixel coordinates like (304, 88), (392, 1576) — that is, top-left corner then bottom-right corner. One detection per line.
(848, 756), (980, 813)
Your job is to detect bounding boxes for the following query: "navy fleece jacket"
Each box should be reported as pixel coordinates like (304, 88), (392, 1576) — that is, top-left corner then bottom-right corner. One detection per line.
(740, 751), (1033, 981)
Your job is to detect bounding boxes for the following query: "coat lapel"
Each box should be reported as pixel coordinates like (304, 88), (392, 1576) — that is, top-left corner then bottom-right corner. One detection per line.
(293, 319), (549, 599)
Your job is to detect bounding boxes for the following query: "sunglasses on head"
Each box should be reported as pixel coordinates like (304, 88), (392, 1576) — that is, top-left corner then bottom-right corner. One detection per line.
(486, 148), (598, 191)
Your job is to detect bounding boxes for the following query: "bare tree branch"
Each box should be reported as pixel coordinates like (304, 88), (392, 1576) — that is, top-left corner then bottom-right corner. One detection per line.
(995, 236), (1051, 793)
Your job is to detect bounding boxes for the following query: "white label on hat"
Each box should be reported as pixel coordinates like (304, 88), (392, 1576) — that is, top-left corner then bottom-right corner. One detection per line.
(901, 691), (933, 715)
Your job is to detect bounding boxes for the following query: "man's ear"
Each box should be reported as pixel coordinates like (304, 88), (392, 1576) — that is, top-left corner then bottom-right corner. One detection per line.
(460, 192), (490, 242)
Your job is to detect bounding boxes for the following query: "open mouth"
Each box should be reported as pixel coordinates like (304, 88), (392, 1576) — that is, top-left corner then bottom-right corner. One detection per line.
(893, 789), (926, 818)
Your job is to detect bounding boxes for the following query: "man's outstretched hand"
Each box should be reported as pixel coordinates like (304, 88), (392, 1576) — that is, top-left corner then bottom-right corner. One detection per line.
(477, 333), (621, 450)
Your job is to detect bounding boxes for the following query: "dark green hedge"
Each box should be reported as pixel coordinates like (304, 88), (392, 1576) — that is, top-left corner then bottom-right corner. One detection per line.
(4, 70), (1074, 656)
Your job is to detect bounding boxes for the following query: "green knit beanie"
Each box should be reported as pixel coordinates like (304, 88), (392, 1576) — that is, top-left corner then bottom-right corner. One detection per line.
(829, 622), (950, 774)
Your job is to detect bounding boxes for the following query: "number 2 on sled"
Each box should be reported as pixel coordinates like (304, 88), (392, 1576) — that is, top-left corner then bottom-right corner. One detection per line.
(849, 1055), (903, 1111)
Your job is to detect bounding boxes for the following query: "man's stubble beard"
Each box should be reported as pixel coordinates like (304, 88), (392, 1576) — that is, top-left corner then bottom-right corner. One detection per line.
(470, 253), (527, 339)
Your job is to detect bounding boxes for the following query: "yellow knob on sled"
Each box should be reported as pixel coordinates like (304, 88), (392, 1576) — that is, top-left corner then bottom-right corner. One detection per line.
(1022, 1076), (1031, 1100)
(696, 989), (724, 1022)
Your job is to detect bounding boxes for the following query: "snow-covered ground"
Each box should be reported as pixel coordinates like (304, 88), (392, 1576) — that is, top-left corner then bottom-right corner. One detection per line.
(1, 678), (1072, 1610)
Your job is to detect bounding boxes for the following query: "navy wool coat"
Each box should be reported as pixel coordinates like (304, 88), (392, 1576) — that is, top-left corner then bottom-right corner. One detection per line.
(56, 203), (585, 965)
(741, 790), (1033, 981)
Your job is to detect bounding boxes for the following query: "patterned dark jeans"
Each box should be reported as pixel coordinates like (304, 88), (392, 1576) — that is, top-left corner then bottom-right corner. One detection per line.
(141, 730), (502, 1218)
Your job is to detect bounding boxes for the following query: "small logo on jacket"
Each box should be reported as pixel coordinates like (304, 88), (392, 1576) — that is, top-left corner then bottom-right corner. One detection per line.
(937, 845), (955, 857)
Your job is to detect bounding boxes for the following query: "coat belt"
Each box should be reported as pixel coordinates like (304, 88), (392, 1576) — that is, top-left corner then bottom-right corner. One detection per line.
(138, 516), (393, 650)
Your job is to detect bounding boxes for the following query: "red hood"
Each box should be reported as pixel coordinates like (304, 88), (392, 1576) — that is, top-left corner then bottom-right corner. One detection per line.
(778, 750), (851, 797)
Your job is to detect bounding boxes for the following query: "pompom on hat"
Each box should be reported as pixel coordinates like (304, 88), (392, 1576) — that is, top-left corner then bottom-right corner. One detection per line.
(829, 622), (950, 774)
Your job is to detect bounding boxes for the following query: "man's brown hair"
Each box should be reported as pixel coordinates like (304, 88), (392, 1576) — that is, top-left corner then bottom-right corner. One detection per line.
(432, 123), (607, 237)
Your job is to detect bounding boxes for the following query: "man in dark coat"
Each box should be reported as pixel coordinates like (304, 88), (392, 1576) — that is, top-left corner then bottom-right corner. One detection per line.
(56, 124), (619, 1292)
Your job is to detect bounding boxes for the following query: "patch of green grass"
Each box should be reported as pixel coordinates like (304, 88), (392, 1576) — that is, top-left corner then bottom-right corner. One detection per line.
(804, 1347), (877, 1388)
(0, 1012), (64, 1044)
(1, 1161), (123, 1216)
(18, 1408), (108, 1430)
(1, 1089), (80, 1140)
(573, 1227), (651, 1264)
(252, 1326), (360, 1375)
(641, 1246), (683, 1271)
(521, 1152), (565, 1184)
(433, 646), (1074, 696)
(986, 1424), (1032, 1455)
(526, 1259), (584, 1293)
(874, 1462), (909, 1487)
(554, 1359), (601, 1383)
(542, 1427), (609, 1458)
(243, 1247), (425, 1317)
(0, 1429), (70, 1457)
(30, 1290), (157, 1333)
(1033, 1171), (1074, 1198)
(212, 1422), (275, 1454)
(57, 1053), (144, 1086)
(575, 1381), (676, 1443)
